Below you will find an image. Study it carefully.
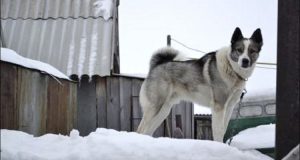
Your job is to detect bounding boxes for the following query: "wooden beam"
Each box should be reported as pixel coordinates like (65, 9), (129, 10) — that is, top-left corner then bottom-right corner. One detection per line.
(276, 0), (300, 159)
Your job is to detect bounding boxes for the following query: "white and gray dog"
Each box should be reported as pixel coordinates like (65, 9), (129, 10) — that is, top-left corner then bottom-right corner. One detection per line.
(137, 28), (263, 142)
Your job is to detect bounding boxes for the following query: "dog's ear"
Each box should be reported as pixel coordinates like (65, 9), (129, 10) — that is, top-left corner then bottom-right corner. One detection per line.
(250, 28), (263, 45)
(231, 27), (244, 44)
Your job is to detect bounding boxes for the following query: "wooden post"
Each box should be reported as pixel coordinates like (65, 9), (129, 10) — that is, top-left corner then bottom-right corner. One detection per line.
(1, 25), (6, 47)
(165, 34), (172, 137)
(167, 35), (171, 46)
(276, 0), (300, 159)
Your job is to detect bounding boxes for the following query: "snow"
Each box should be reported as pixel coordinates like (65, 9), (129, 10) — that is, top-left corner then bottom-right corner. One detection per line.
(1, 48), (70, 80)
(243, 87), (276, 102)
(93, 0), (113, 20)
(228, 124), (275, 150)
(78, 22), (87, 77)
(1, 129), (272, 160)
(194, 105), (212, 115)
(88, 22), (99, 77)
(67, 42), (75, 76)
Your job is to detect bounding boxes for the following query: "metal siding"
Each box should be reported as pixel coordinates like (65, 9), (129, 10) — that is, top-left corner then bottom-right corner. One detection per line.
(1, 18), (113, 77)
(1, 0), (113, 19)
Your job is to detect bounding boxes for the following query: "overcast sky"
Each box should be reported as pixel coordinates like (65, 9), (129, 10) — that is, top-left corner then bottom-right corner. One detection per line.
(120, 0), (277, 72)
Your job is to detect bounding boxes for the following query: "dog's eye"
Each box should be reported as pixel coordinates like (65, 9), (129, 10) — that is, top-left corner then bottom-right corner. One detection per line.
(236, 48), (243, 53)
(249, 49), (257, 54)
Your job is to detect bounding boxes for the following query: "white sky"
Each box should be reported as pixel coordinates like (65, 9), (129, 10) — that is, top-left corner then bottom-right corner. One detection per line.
(119, 0), (278, 114)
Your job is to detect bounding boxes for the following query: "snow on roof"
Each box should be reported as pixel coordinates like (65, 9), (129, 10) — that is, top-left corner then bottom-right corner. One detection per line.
(1, 48), (70, 80)
(94, 0), (113, 21)
(243, 87), (276, 102)
(228, 124), (275, 150)
(113, 73), (147, 79)
(1, 128), (272, 160)
(194, 105), (212, 115)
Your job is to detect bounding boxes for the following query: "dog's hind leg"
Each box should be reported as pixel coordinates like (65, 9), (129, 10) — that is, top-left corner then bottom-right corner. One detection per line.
(136, 106), (158, 134)
(142, 101), (173, 136)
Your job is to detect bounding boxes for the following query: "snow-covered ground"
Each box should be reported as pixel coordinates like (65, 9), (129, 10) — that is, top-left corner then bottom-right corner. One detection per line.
(0, 48), (70, 80)
(1, 129), (272, 160)
(229, 124), (275, 150)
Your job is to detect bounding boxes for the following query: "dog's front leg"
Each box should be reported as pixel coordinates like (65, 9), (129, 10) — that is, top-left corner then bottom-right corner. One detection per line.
(211, 104), (226, 142)
(223, 90), (243, 132)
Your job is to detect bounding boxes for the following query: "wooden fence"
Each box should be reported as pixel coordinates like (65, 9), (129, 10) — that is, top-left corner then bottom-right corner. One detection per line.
(1, 62), (194, 138)
(194, 114), (213, 140)
(0, 62), (77, 136)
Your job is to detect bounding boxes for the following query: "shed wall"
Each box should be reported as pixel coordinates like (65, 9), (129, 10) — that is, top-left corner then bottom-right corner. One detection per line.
(0, 62), (77, 136)
(77, 76), (194, 138)
(1, 62), (194, 138)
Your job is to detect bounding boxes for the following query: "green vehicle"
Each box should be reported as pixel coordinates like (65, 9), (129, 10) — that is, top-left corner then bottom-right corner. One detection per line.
(224, 91), (276, 158)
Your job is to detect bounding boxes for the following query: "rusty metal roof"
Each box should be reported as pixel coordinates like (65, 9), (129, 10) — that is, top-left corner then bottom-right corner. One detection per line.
(1, 0), (118, 77)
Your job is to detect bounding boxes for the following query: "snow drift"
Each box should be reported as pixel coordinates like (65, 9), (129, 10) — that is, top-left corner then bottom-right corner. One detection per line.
(1, 128), (272, 160)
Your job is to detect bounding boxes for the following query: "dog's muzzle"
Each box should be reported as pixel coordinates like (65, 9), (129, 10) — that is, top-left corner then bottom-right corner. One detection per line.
(241, 58), (250, 68)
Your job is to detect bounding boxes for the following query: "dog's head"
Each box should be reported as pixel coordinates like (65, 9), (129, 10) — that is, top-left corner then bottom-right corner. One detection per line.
(227, 27), (263, 79)
(230, 27), (263, 69)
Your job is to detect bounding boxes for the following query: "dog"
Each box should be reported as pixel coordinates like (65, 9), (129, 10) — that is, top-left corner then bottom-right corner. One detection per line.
(136, 27), (263, 142)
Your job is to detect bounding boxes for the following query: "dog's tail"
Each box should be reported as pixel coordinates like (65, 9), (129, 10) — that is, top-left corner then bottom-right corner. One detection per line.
(150, 47), (184, 70)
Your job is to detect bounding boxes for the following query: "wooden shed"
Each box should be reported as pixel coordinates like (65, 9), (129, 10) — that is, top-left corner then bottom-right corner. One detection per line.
(1, 0), (194, 138)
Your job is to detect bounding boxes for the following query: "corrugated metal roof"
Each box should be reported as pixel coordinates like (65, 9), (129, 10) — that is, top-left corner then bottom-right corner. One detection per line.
(1, 0), (113, 19)
(1, 0), (118, 77)
(1, 18), (113, 77)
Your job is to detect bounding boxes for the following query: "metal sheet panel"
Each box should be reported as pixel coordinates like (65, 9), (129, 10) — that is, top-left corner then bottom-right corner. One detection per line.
(1, 0), (113, 19)
(1, 18), (113, 77)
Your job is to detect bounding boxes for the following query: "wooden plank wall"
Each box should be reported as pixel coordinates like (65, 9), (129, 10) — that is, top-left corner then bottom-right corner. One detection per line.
(0, 62), (194, 138)
(77, 76), (97, 136)
(0, 62), (77, 136)
(0, 62), (18, 130)
(194, 115), (213, 140)
(77, 76), (194, 138)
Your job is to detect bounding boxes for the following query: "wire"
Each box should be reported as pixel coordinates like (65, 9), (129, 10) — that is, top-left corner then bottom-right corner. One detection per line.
(256, 66), (277, 70)
(256, 62), (276, 66)
(171, 38), (207, 54)
(170, 37), (277, 66)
